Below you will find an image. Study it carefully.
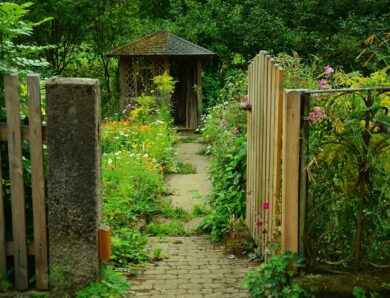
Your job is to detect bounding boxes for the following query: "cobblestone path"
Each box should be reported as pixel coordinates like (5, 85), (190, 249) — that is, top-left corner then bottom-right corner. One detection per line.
(128, 137), (256, 297)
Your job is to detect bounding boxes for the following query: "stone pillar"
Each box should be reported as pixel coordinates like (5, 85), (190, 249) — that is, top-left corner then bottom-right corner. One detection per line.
(46, 78), (102, 296)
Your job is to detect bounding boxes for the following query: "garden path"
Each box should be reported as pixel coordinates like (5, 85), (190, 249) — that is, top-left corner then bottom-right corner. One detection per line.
(127, 134), (256, 298)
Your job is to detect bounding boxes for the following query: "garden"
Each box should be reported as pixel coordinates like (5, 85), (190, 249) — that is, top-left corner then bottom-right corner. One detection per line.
(0, 1), (389, 297)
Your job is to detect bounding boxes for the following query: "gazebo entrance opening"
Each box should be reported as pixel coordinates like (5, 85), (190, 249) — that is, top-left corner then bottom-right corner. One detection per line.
(171, 57), (198, 128)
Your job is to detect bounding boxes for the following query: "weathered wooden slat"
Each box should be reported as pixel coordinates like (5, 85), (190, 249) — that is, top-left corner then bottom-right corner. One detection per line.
(246, 63), (254, 229)
(4, 74), (28, 290)
(258, 53), (265, 246)
(6, 241), (35, 255)
(252, 54), (258, 245)
(264, 56), (269, 250)
(273, 67), (285, 245)
(281, 91), (302, 253)
(0, 126), (46, 141)
(27, 74), (48, 290)
(0, 132), (5, 274)
(266, 59), (276, 259)
(260, 54), (267, 250)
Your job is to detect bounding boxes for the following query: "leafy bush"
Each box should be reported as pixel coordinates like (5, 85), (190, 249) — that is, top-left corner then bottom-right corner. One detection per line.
(241, 253), (314, 298)
(198, 71), (247, 239)
(76, 266), (129, 298)
(111, 229), (149, 266)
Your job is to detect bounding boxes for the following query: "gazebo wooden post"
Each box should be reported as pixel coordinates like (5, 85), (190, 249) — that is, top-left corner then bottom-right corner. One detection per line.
(196, 57), (203, 127)
(118, 57), (128, 111)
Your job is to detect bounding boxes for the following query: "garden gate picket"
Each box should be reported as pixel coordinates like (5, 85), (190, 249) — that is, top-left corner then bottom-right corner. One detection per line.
(0, 74), (48, 290)
(246, 51), (302, 256)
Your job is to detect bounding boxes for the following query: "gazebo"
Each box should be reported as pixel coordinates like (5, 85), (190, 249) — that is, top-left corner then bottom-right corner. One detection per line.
(106, 30), (214, 129)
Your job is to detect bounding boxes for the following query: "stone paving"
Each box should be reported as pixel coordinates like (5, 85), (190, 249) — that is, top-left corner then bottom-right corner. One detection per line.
(127, 237), (256, 297)
(128, 137), (256, 297)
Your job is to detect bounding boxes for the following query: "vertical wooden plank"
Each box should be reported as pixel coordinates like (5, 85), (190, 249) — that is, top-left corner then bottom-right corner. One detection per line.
(273, 67), (285, 245)
(281, 91), (302, 253)
(264, 56), (270, 252)
(252, 53), (259, 244)
(27, 74), (48, 290)
(259, 54), (267, 251)
(246, 63), (253, 228)
(266, 59), (276, 259)
(0, 138), (5, 273)
(251, 59), (256, 236)
(4, 74), (28, 290)
(256, 53), (264, 247)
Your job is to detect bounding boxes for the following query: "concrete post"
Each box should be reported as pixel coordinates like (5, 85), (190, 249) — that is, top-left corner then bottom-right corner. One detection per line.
(46, 78), (102, 296)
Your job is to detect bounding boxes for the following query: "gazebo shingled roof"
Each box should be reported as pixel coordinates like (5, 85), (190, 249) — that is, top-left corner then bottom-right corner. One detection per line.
(105, 30), (214, 57)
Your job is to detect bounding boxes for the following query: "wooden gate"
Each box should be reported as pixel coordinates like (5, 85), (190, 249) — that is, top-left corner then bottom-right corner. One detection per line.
(246, 52), (301, 256)
(0, 74), (48, 290)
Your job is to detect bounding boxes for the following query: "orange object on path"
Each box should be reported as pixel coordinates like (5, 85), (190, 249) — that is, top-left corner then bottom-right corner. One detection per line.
(99, 224), (111, 261)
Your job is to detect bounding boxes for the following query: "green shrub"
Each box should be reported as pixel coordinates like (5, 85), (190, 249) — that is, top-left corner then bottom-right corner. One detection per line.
(241, 253), (314, 298)
(111, 229), (149, 266)
(198, 70), (248, 239)
(76, 266), (129, 298)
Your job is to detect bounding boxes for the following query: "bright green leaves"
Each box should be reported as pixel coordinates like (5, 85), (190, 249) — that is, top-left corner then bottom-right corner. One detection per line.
(0, 2), (51, 73)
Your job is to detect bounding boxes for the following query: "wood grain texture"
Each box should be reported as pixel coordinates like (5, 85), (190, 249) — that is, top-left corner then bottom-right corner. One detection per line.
(5, 74), (28, 290)
(0, 132), (5, 273)
(27, 74), (48, 290)
(246, 63), (253, 228)
(246, 53), (289, 258)
(0, 126), (46, 141)
(281, 91), (301, 253)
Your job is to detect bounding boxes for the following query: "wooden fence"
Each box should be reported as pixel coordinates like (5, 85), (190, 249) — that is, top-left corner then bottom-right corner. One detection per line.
(246, 52), (302, 256)
(0, 74), (48, 290)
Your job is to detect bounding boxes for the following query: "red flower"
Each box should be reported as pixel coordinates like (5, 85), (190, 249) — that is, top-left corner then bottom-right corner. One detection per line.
(256, 221), (263, 227)
(263, 202), (269, 210)
(262, 229), (267, 234)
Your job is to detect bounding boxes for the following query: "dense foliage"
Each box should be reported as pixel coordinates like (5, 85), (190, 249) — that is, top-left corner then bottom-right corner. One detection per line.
(241, 253), (313, 298)
(305, 67), (390, 271)
(101, 73), (180, 267)
(5, 0), (388, 115)
(75, 265), (130, 298)
(199, 70), (247, 239)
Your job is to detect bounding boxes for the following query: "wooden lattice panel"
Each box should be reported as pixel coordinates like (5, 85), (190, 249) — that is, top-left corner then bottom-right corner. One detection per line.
(154, 61), (165, 76)
(125, 59), (136, 99)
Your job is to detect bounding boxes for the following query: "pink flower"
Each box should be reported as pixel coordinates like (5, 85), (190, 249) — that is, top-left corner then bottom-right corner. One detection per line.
(241, 95), (249, 108)
(324, 65), (333, 74)
(256, 221), (263, 227)
(220, 119), (228, 126)
(263, 202), (269, 210)
(318, 79), (328, 89)
(308, 106), (326, 124)
(313, 92), (319, 98)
